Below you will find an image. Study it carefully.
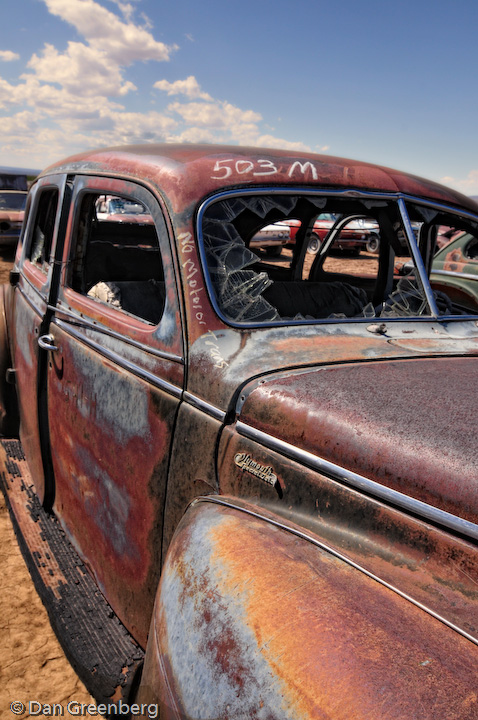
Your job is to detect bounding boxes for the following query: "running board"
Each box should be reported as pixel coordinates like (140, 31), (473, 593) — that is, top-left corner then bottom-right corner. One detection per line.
(0, 439), (144, 705)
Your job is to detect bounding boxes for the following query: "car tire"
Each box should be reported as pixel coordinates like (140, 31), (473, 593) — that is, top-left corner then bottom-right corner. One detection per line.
(307, 233), (321, 255)
(366, 234), (380, 253)
(266, 245), (282, 257)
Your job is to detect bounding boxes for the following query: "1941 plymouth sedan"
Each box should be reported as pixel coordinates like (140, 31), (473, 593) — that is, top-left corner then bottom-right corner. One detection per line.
(1, 144), (478, 720)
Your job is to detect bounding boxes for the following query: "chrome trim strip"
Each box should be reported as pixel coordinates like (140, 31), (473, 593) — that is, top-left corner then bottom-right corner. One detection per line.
(183, 391), (226, 422)
(236, 421), (478, 542)
(53, 305), (183, 364)
(432, 269), (478, 283)
(398, 197), (439, 318)
(53, 318), (183, 399)
(195, 495), (478, 647)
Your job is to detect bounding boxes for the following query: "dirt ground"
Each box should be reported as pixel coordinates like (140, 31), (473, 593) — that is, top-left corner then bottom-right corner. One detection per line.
(0, 247), (97, 719)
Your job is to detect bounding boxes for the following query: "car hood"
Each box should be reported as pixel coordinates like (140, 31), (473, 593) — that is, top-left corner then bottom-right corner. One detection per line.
(238, 355), (478, 527)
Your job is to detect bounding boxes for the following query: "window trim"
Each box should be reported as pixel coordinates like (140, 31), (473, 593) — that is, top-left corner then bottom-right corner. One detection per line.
(196, 187), (478, 329)
(54, 175), (184, 356)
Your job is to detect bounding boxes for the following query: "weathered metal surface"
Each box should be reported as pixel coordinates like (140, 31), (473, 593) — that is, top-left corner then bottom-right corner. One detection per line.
(161, 401), (222, 559)
(0, 439), (144, 705)
(236, 356), (478, 525)
(146, 500), (478, 720)
(5, 143), (478, 712)
(0, 284), (18, 435)
(11, 268), (48, 502)
(43, 144), (478, 216)
(49, 322), (181, 646)
(186, 321), (478, 412)
(218, 429), (478, 644)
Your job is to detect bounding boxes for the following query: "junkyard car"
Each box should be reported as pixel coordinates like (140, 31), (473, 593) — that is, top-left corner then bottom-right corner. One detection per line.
(286, 213), (380, 254)
(430, 230), (478, 312)
(0, 189), (27, 245)
(1, 145), (478, 719)
(249, 221), (291, 256)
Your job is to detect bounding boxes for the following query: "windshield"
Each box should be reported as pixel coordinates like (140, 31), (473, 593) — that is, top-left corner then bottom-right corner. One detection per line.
(199, 192), (478, 325)
(0, 191), (27, 211)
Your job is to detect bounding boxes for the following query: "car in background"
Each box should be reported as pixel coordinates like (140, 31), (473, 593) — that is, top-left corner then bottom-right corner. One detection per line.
(430, 231), (478, 313)
(286, 213), (380, 255)
(96, 195), (153, 223)
(0, 190), (27, 246)
(249, 222), (290, 256)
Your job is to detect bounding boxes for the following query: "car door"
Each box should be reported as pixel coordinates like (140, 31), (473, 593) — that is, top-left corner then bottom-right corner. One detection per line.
(43, 175), (185, 645)
(11, 174), (70, 506)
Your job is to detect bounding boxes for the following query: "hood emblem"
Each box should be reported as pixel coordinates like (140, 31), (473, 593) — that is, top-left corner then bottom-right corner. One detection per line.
(234, 452), (278, 488)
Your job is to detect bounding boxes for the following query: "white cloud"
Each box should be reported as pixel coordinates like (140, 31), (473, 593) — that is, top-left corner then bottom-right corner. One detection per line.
(0, 0), (313, 167)
(43, 0), (177, 64)
(168, 100), (262, 129)
(0, 51), (20, 62)
(441, 170), (478, 196)
(27, 42), (136, 98)
(154, 76), (212, 101)
(254, 134), (311, 152)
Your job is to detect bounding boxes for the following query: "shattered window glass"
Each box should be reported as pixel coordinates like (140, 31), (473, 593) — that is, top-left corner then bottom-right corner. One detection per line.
(201, 194), (478, 325)
(28, 188), (59, 272)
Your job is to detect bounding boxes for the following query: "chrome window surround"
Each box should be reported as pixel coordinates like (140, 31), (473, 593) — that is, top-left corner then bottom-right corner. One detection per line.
(196, 187), (478, 328)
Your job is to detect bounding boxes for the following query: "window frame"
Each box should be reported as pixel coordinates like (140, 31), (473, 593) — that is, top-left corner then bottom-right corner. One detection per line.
(55, 174), (184, 359)
(197, 187), (478, 329)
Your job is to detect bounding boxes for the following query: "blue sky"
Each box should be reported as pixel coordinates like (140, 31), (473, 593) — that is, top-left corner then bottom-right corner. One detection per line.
(0, 0), (477, 193)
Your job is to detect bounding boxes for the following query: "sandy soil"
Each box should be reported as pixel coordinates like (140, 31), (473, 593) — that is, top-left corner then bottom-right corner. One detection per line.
(0, 248), (98, 719)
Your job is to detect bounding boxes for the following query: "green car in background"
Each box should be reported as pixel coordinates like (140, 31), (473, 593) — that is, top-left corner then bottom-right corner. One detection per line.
(431, 231), (478, 313)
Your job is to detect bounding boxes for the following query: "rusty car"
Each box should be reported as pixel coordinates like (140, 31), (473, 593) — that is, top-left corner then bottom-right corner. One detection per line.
(0, 189), (27, 245)
(285, 213), (381, 255)
(1, 144), (478, 719)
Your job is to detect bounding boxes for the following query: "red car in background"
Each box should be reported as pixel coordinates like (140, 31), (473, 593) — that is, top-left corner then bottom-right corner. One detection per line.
(0, 190), (27, 246)
(286, 213), (380, 254)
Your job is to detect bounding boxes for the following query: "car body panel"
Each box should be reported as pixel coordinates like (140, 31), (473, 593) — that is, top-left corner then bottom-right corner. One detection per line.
(236, 356), (478, 524)
(2, 144), (478, 714)
(139, 499), (478, 720)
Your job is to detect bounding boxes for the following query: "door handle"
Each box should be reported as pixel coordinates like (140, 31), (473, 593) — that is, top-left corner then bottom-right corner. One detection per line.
(38, 334), (59, 352)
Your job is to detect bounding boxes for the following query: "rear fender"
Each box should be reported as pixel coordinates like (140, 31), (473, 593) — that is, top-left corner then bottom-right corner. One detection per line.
(137, 498), (477, 720)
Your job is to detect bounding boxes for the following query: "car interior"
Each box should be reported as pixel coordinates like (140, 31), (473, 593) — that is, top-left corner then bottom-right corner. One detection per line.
(202, 194), (478, 323)
(62, 191), (478, 327)
(68, 193), (166, 325)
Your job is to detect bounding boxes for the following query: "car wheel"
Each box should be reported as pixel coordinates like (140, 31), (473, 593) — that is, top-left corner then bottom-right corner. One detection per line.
(307, 233), (320, 255)
(366, 234), (380, 253)
(266, 245), (282, 257)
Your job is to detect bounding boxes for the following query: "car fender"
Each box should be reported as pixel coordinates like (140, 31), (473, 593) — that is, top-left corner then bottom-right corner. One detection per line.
(136, 497), (477, 720)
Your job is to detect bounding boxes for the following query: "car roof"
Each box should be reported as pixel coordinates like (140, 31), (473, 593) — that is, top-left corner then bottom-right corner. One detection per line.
(40, 143), (478, 216)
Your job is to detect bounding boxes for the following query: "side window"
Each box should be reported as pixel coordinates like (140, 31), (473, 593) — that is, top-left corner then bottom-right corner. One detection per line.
(202, 195), (434, 323)
(67, 192), (166, 325)
(28, 188), (59, 272)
